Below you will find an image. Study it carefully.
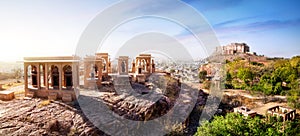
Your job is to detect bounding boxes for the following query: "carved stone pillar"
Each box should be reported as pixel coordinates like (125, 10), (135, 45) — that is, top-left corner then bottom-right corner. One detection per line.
(59, 64), (62, 91)
(45, 63), (49, 90)
(131, 60), (136, 73)
(97, 61), (102, 85)
(37, 64), (40, 89)
(24, 63), (28, 91)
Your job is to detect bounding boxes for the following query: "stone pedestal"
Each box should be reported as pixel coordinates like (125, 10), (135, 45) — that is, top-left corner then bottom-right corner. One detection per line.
(113, 75), (132, 94)
(0, 90), (14, 101)
(136, 74), (146, 83)
(62, 93), (72, 102)
(84, 79), (98, 89)
(48, 92), (58, 100)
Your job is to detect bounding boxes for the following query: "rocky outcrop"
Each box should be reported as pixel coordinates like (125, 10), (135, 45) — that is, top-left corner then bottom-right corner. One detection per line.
(0, 99), (106, 136)
(0, 76), (206, 135)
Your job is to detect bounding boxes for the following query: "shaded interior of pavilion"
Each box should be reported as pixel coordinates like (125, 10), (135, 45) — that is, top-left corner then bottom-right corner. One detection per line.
(25, 64), (75, 91)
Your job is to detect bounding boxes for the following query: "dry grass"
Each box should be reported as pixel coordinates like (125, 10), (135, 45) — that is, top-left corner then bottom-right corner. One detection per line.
(164, 122), (185, 136)
(38, 100), (51, 108)
(14, 89), (25, 99)
(1, 82), (23, 90)
(67, 127), (79, 136)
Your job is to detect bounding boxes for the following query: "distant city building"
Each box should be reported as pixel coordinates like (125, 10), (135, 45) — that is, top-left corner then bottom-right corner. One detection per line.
(216, 43), (250, 55)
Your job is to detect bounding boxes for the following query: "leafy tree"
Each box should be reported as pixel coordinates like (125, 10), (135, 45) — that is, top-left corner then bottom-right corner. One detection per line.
(202, 80), (211, 89)
(225, 72), (233, 89)
(198, 70), (207, 83)
(237, 68), (254, 87)
(287, 87), (300, 109)
(170, 69), (176, 73)
(287, 79), (300, 109)
(195, 113), (299, 136)
(290, 56), (300, 68)
(274, 59), (290, 69)
(223, 56), (300, 96)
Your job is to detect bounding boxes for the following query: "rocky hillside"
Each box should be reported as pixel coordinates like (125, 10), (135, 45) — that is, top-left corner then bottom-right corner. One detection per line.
(0, 99), (106, 136)
(0, 75), (228, 136)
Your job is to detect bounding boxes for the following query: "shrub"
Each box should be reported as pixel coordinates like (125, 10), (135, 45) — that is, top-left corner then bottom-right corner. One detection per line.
(194, 113), (298, 136)
(38, 100), (51, 108)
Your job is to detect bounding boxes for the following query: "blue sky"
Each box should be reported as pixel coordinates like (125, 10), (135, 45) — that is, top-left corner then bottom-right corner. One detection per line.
(0, 0), (299, 61)
(189, 0), (300, 58)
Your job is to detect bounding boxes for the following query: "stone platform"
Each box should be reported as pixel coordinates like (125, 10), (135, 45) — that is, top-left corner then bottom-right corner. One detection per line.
(0, 90), (15, 101)
(27, 88), (76, 101)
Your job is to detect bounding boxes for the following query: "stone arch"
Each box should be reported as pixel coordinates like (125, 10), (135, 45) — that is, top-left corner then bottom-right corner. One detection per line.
(26, 65), (38, 88)
(51, 65), (59, 89)
(90, 64), (96, 78)
(94, 64), (98, 75)
(102, 58), (107, 72)
(63, 65), (72, 89)
(121, 61), (126, 73)
(141, 59), (147, 72)
(136, 59), (142, 74)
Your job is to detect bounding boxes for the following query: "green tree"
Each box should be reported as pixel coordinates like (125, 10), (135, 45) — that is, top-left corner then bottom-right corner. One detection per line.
(169, 69), (176, 73)
(198, 70), (207, 83)
(202, 80), (211, 89)
(287, 88), (300, 109)
(223, 56), (300, 96)
(237, 67), (254, 88)
(225, 72), (233, 89)
(287, 90), (300, 109)
(290, 56), (300, 68)
(195, 113), (298, 136)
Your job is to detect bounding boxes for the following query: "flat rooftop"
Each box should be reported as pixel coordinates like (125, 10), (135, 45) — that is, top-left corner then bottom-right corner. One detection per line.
(23, 56), (80, 63)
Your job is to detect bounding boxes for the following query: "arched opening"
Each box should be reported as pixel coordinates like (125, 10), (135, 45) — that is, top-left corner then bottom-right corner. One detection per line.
(141, 59), (147, 72)
(90, 64), (97, 79)
(51, 65), (59, 89)
(31, 65), (38, 88)
(94, 64), (99, 78)
(136, 59), (142, 74)
(121, 61), (126, 73)
(102, 58), (107, 73)
(63, 65), (72, 89)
